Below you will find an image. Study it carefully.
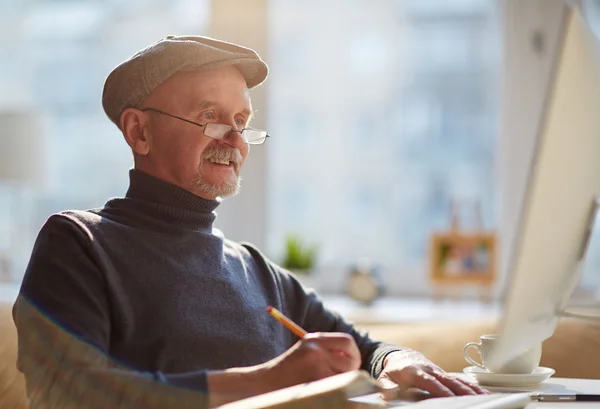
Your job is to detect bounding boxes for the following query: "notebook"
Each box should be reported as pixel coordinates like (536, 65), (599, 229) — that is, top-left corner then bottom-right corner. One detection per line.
(216, 370), (380, 409)
(215, 370), (532, 409)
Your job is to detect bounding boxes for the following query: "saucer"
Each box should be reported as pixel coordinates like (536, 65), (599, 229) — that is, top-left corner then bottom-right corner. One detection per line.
(463, 366), (555, 387)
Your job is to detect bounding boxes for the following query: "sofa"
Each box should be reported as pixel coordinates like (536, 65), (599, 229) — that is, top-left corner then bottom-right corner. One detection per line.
(1, 301), (599, 409)
(1, 302), (27, 409)
(360, 318), (600, 379)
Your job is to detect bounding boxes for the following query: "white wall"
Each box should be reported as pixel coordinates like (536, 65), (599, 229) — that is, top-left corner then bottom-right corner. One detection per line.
(208, 0), (270, 250)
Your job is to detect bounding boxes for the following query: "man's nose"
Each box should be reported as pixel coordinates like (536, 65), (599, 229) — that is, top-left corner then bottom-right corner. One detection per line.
(219, 126), (245, 149)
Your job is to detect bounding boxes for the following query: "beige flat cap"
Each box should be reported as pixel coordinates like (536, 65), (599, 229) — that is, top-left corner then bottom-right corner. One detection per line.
(102, 35), (268, 127)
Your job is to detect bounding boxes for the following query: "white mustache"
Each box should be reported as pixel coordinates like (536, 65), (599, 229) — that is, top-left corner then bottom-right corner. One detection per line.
(203, 147), (242, 164)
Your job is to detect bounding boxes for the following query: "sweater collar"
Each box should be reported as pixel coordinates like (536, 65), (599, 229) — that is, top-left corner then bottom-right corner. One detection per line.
(120, 169), (221, 230)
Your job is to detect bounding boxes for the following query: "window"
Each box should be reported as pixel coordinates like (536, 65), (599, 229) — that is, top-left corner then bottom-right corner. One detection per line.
(1, 0), (500, 297)
(0, 0), (210, 281)
(267, 0), (500, 286)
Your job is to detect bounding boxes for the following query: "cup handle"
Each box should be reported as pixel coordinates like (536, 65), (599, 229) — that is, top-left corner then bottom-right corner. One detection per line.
(463, 342), (486, 369)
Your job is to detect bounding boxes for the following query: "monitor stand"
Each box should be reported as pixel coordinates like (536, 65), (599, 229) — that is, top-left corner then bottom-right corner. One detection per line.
(544, 197), (600, 324)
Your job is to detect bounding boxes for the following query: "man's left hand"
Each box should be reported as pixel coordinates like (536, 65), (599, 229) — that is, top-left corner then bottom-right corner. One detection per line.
(377, 350), (489, 399)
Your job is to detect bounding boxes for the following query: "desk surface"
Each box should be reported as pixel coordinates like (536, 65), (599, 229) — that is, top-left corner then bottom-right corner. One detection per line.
(463, 375), (600, 408)
(354, 376), (600, 408)
(475, 376), (600, 394)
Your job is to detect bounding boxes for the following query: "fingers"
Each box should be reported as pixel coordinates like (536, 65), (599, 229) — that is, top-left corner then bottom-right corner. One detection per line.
(282, 332), (361, 377)
(267, 333), (364, 389)
(403, 368), (454, 398)
(300, 343), (358, 374)
(457, 377), (490, 395)
(303, 333), (360, 355)
(425, 367), (489, 396)
(429, 371), (477, 396)
(384, 365), (489, 398)
(325, 349), (361, 374)
(377, 377), (402, 401)
(303, 332), (361, 365)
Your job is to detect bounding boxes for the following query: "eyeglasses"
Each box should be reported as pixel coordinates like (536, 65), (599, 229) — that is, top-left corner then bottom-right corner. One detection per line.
(140, 107), (270, 145)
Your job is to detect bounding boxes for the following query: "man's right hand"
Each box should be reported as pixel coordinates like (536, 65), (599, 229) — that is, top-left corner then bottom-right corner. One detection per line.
(262, 332), (362, 390)
(206, 332), (361, 407)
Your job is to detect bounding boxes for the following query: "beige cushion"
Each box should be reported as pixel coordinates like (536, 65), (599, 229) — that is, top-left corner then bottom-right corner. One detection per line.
(360, 318), (600, 379)
(0, 303), (27, 409)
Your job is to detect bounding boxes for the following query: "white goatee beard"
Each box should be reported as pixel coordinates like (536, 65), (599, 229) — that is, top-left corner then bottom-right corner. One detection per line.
(192, 146), (243, 198)
(192, 173), (242, 198)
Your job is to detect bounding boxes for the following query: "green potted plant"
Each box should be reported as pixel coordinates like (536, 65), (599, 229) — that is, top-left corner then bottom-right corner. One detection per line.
(281, 234), (318, 278)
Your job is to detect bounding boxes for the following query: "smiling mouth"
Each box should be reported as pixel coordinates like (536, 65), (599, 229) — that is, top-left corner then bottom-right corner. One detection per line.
(208, 158), (234, 167)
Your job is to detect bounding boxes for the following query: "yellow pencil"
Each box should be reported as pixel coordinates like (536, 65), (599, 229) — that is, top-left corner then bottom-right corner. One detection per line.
(266, 305), (308, 338)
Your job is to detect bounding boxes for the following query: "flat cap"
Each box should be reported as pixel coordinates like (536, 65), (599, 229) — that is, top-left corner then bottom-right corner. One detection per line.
(102, 35), (268, 127)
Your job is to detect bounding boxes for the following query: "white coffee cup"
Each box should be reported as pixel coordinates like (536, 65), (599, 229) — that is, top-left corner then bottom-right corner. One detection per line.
(463, 334), (542, 374)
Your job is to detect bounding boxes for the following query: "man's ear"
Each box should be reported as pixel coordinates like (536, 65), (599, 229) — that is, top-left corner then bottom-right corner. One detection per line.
(121, 108), (151, 155)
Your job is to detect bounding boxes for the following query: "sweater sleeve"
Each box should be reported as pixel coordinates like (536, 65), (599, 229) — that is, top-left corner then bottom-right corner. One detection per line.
(13, 215), (210, 409)
(241, 244), (410, 380)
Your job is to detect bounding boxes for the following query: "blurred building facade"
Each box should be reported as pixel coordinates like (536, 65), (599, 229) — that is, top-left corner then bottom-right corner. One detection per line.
(0, 0), (210, 279)
(267, 0), (500, 271)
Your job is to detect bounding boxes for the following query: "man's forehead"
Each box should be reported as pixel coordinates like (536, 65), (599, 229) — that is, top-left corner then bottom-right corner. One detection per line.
(147, 68), (252, 110)
(194, 98), (253, 115)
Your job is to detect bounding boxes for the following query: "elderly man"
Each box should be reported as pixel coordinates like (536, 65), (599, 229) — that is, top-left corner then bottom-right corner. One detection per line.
(13, 36), (486, 408)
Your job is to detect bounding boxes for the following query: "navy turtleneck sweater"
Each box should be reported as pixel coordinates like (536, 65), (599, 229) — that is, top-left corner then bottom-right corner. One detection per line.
(13, 169), (401, 408)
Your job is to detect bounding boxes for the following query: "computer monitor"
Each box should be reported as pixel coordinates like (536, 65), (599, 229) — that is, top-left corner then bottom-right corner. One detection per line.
(489, 4), (600, 369)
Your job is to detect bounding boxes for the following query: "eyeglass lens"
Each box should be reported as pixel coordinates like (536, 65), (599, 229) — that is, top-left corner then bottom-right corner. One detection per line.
(204, 123), (267, 144)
